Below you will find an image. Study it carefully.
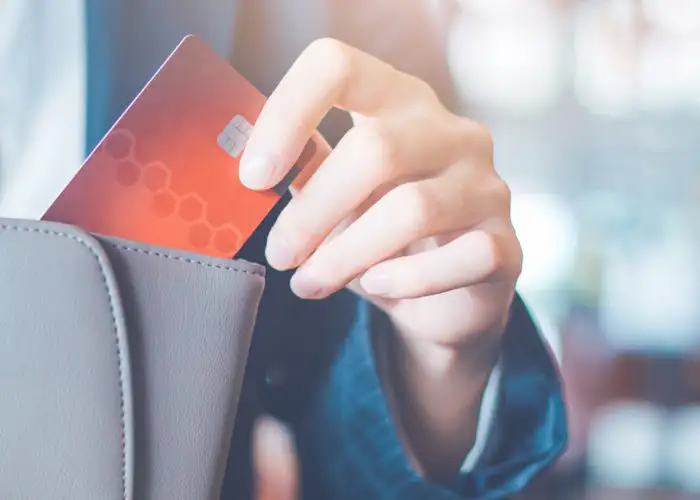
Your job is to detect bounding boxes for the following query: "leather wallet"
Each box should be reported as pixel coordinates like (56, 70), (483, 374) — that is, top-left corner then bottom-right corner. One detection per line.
(0, 217), (265, 500)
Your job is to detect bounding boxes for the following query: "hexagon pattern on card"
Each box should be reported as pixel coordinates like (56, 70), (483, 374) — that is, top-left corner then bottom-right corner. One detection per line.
(106, 128), (244, 254)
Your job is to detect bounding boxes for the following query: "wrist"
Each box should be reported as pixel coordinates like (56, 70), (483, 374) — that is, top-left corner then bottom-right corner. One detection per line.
(379, 319), (502, 480)
(391, 308), (505, 403)
(398, 334), (500, 385)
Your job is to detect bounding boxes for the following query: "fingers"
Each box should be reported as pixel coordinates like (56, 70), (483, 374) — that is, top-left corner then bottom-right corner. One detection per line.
(239, 38), (437, 190)
(253, 417), (299, 500)
(265, 118), (458, 270)
(360, 230), (522, 299)
(288, 177), (489, 299)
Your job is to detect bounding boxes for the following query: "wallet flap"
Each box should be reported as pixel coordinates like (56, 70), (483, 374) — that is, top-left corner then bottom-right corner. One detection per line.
(98, 235), (264, 499)
(0, 218), (266, 500)
(0, 219), (135, 500)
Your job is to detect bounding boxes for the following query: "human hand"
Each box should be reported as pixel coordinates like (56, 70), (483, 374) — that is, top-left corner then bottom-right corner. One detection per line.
(240, 38), (522, 475)
(253, 417), (299, 500)
(240, 38), (520, 349)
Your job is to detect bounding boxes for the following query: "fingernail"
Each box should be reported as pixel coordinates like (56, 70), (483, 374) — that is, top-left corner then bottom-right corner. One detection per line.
(240, 153), (277, 189)
(361, 270), (391, 296)
(265, 238), (297, 270)
(290, 269), (325, 299)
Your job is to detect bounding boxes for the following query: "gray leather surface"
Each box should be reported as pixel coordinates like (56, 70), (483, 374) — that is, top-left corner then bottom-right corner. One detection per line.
(0, 218), (265, 500)
(98, 234), (264, 500)
(0, 219), (135, 500)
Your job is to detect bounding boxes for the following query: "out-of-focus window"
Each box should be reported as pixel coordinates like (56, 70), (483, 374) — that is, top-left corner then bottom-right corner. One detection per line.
(446, 1), (700, 497)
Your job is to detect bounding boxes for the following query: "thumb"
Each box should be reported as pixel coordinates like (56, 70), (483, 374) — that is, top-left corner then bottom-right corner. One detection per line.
(253, 416), (299, 500)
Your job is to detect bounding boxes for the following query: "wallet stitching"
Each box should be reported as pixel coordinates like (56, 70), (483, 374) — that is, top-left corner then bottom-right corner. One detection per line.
(0, 224), (129, 500)
(109, 244), (264, 276)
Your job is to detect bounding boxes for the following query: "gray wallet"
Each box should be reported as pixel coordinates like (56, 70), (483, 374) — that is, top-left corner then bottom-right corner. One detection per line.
(0, 218), (265, 499)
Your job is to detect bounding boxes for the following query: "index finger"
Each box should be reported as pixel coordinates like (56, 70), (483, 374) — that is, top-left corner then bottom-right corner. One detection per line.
(239, 38), (433, 190)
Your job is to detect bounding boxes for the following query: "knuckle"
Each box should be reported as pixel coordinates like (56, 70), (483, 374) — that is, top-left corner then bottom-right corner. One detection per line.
(479, 229), (523, 281)
(353, 123), (400, 180)
(461, 121), (494, 159)
(395, 184), (436, 236)
(306, 37), (354, 81)
(474, 122), (494, 152)
(479, 232), (504, 277)
(406, 75), (439, 104)
(511, 233), (524, 278)
(491, 178), (512, 208)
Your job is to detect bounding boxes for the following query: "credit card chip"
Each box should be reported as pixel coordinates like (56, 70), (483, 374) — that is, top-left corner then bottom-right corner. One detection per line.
(217, 115), (253, 158)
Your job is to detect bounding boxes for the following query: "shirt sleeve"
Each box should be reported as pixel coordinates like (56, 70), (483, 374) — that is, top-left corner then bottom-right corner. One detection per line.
(460, 359), (501, 472)
(294, 294), (567, 499)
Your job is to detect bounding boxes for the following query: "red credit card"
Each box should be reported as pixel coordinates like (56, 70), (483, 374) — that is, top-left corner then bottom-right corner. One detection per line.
(42, 35), (329, 259)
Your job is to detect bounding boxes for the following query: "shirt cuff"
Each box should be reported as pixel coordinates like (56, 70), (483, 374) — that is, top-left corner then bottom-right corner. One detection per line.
(295, 294), (567, 499)
(460, 359), (501, 472)
(371, 304), (501, 475)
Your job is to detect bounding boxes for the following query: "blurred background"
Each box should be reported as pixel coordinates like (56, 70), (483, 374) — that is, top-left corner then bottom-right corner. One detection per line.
(445, 1), (700, 498)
